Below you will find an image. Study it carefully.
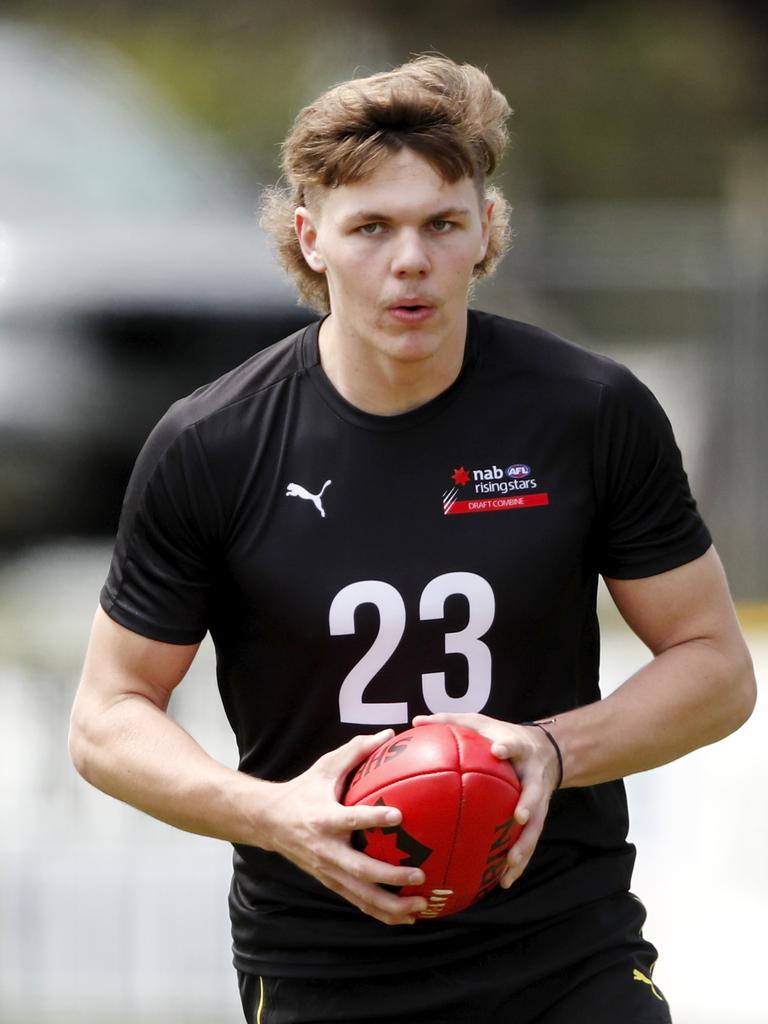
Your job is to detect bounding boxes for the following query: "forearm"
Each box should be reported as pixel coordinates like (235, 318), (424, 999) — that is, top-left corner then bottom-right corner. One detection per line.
(70, 698), (431, 925)
(71, 611), (429, 925)
(554, 634), (755, 788)
(69, 690), (273, 845)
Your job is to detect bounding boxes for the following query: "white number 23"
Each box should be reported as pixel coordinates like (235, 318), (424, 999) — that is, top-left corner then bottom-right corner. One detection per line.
(329, 571), (495, 725)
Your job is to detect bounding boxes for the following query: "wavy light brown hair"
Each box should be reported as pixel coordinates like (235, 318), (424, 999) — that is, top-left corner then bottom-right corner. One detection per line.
(260, 55), (513, 312)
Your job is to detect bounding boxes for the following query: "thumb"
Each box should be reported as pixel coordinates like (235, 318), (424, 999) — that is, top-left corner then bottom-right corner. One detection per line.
(320, 729), (395, 782)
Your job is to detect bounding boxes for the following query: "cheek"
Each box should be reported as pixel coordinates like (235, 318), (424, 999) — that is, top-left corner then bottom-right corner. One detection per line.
(325, 266), (379, 314)
(444, 246), (480, 282)
(333, 253), (380, 295)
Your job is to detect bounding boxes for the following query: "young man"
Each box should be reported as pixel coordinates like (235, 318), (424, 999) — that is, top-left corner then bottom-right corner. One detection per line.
(70, 57), (756, 1023)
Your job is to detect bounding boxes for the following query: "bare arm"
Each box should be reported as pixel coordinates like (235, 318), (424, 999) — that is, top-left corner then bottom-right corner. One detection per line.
(69, 608), (428, 924)
(69, 607), (248, 838)
(555, 545), (756, 787)
(417, 546), (756, 885)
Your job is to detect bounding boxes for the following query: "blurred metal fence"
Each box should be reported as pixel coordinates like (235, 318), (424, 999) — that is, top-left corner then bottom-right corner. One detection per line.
(0, 545), (243, 1023)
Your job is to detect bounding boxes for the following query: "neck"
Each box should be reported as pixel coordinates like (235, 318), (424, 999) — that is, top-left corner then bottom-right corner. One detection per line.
(317, 313), (468, 416)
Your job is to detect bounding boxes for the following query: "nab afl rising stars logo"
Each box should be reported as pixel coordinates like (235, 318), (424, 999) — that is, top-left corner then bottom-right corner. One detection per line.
(443, 462), (549, 516)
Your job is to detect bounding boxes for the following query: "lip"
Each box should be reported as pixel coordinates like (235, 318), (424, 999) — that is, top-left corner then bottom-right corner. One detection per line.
(386, 301), (436, 324)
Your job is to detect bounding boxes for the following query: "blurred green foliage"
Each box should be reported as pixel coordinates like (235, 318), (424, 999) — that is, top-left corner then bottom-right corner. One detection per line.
(6, 0), (768, 199)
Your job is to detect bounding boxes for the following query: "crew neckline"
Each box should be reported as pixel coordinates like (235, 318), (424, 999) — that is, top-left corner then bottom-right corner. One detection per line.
(301, 311), (482, 432)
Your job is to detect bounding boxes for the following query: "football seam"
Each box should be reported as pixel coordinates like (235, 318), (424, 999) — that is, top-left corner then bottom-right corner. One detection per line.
(443, 727), (463, 895)
(348, 766), (520, 801)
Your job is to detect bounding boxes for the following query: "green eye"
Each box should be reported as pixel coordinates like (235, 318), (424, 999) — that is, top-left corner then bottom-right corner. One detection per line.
(432, 219), (451, 232)
(359, 223), (382, 235)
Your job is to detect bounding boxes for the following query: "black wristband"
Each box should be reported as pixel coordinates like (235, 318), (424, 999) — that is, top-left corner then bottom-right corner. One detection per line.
(522, 721), (563, 790)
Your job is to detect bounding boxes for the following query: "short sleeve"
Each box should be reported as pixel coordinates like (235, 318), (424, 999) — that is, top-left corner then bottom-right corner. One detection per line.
(100, 406), (223, 644)
(593, 366), (711, 579)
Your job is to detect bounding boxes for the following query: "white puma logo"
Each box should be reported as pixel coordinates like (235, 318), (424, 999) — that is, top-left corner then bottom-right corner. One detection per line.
(286, 480), (332, 518)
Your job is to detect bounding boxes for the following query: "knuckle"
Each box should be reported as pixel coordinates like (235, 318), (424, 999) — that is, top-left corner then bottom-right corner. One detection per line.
(345, 809), (362, 831)
(378, 910), (400, 926)
(323, 878), (344, 897)
(348, 860), (366, 881)
(306, 840), (327, 871)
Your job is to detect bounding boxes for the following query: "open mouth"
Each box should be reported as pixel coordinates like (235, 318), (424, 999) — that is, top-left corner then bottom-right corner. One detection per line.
(388, 304), (435, 322)
(390, 301), (429, 309)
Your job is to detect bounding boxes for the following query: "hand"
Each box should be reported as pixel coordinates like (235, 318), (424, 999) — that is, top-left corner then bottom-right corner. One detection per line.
(412, 712), (561, 889)
(256, 730), (428, 925)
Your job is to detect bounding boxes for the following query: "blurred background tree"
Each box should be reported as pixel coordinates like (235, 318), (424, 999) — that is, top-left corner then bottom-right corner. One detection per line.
(8, 0), (768, 200)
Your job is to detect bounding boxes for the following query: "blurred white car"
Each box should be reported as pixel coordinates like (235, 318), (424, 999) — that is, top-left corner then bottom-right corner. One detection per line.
(0, 20), (312, 541)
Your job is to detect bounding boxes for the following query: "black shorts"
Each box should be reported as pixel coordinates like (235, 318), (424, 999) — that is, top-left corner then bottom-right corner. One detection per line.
(237, 891), (673, 1023)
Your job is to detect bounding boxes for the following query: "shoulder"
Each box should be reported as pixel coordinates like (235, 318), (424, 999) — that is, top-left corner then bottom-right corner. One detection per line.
(470, 309), (664, 427)
(116, 321), (317, 513)
(471, 309), (635, 391)
(167, 322), (313, 434)
(134, 321), (316, 471)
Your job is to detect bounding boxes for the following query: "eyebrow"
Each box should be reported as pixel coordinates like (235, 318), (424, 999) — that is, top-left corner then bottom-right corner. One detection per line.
(341, 206), (473, 229)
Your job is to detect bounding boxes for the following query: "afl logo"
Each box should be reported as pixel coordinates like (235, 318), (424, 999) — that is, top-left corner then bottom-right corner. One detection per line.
(505, 464), (531, 479)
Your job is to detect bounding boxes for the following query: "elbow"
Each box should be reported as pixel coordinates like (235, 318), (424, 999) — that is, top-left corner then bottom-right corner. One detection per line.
(724, 644), (757, 734)
(737, 657), (758, 726)
(68, 702), (100, 785)
(68, 715), (90, 782)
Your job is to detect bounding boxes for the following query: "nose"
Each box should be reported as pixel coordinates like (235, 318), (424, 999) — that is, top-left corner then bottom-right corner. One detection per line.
(391, 229), (430, 277)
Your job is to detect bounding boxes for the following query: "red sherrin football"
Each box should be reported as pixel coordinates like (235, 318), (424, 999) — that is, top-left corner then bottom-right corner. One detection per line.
(343, 723), (523, 919)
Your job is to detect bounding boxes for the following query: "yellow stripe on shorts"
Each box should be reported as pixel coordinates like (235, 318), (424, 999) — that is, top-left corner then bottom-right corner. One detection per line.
(257, 975), (266, 1023)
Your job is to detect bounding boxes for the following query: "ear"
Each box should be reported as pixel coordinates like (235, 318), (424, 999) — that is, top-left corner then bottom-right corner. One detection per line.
(477, 197), (494, 262)
(295, 206), (326, 273)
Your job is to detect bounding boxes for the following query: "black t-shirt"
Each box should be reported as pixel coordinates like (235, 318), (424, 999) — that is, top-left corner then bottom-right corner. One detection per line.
(101, 310), (711, 978)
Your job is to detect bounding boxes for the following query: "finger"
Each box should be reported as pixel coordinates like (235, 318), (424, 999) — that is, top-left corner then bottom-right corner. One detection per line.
(500, 804), (547, 888)
(415, 715), (530, 770)
(357, 889), (428, 927)
(339, 799), (404, 832)
(342, 844), (426, 891)
(313, 822), (430, 900)
(490, 736), (527, 761)
(499, 770), (552, 884)
(319, 729), (395, 782)
(332, 874), (428, 926)
(317, 846), (428, 925)
(287, 824), (426, 904)
(512, 767), (550, 828)
(495, 761), (552, 887)
(412, 712), (486, 729)
(412, 712), (501, 744)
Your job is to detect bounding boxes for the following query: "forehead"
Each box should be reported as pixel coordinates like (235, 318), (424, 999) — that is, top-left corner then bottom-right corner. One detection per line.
(313, 149), (480, 221)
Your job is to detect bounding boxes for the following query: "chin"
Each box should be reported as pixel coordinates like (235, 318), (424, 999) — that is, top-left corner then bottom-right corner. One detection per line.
(388, 337), (443, 364)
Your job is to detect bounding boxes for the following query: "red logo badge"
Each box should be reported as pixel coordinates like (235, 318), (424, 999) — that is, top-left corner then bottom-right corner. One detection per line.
(443, 462), (549, 516)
